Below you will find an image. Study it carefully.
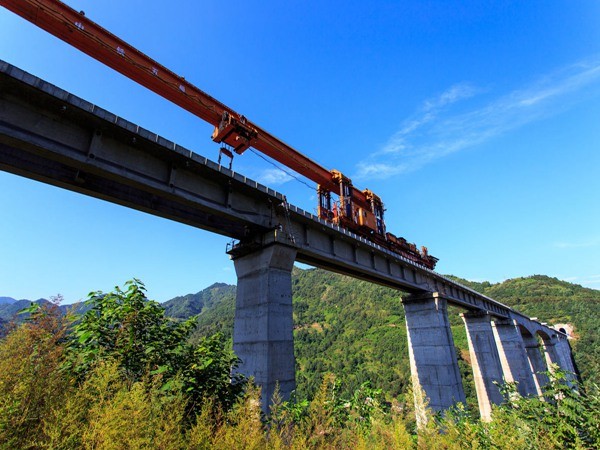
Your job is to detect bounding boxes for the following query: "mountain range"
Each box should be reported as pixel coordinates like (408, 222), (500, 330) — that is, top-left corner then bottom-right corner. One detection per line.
(0, 296), (17, 305)
(0, 297), (53, 320)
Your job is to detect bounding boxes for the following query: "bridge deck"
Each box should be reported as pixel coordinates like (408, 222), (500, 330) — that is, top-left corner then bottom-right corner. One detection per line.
(0, 60), (561, 334)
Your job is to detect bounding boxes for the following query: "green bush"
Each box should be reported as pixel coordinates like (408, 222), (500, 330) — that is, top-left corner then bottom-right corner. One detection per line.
(1, 279), (598, 449)
(66, 280), (244, 412)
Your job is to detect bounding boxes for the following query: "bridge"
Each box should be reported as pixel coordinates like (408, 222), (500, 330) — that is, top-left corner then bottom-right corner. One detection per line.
(0, 60), (576, 421)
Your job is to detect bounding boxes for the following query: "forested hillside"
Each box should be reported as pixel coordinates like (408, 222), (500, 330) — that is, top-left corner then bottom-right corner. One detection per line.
(1, 275), (599, 449)
(0, 297), (88, 325)
(167, 268), (599, 403)
(0, 298), (51, 321)
(446, 274), (600, 383)
(2, 269), (597, 398)
(162, 282), (236, 320)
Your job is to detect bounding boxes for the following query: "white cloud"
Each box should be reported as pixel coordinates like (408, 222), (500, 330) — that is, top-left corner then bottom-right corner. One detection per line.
(562, 276), (579, 282)
(257, 168), (293, 186)
(560, 274), (600, 287)
(355, 56), (600, 181)
(378, 83), (479, 156)
(553, 238), (600, 249)
(424, 83), (480, 111)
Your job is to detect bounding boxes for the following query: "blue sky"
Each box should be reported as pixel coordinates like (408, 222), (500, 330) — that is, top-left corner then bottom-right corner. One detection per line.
(1, 0), (599, 303)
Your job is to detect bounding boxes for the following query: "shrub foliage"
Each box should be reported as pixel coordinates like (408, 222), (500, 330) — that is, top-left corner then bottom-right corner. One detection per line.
(0, 279), (598, 449)
(66, 280), (244, 412)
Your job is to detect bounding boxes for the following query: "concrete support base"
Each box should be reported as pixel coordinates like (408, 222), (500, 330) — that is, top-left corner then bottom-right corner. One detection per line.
(543, 338), (577, 385)
(462, 311), (504, 421)
(232, 243), (297, 413)
(402, 293), (465, 422)
(555, 337), (577, 380)
(543, 340), (562, 371)
(491, 319), (538, 397)
(522, 335), (549, 396)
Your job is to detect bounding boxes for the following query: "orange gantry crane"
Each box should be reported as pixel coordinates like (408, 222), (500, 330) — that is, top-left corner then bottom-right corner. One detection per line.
(0, 0), (438, 269)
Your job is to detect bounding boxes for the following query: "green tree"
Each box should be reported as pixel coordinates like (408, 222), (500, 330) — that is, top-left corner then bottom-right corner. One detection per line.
(67, 280), (244, 410)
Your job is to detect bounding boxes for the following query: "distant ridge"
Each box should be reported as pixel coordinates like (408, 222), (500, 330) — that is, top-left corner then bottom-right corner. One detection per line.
(0, 297), (17, 305)
(162, 282), (236, 320)
(0, 298), (87, 323)
(0, 298), (51, 322)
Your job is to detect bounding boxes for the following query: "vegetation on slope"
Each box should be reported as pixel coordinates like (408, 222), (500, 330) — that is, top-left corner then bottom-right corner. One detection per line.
(179, 268), (418, 401)
(446, 274), (600, 383)
(182, 268), (597, 405)
(162, 283), (236, 321)
(0, 286), (598, 450)
(3, 268), (595, 405)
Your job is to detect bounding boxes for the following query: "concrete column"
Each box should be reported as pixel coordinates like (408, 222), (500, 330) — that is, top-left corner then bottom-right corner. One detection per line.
(542, 339), (563, 371)
(555, 337), (579, 385)
(522, 335), (548, 396)
(462, 311), (504, 421)
(555, 337), (577, 375)
(491, 319), (538, 397)
(543, 337), (577, 385)
(232, 243), (297, 413)
(402, 293), (465, 421)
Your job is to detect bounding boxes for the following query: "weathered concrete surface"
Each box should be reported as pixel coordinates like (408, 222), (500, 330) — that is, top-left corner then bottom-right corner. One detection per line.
(554, 337), (577, 376)
(522, 335), (550, 396)
(462, 311), (504, 421)
(543, 338), (564, 371)
(232, 243), (297, 413)
(543, 336), (577, 384)
(491, 319), (538, 397)
(402, 293), (465, 421)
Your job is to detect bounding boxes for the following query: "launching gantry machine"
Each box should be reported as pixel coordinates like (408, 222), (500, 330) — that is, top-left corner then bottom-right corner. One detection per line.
(1, 0), (438, 270)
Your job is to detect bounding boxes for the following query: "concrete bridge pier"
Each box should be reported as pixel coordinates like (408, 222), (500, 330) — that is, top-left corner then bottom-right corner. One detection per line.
(462, 311), (504, 421)
(231, 242), (297, 413)
(543, 338), (562, 369)
(543, 336), (577, 384)
(491, 319), (538, 397)
(402, 292), (465, 422)
(554, 337), (577, 378)
(522, 335), (550, 396)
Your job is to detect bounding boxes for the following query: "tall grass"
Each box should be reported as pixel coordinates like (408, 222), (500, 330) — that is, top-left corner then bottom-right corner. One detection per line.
(0, 303), (69, 449)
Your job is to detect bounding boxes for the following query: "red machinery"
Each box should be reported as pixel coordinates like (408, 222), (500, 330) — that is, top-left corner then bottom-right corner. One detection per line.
(1, 0), (438, 270)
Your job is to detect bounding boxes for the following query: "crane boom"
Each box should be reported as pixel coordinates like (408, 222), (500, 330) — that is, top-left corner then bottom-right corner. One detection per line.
(1, 0), (369, 203)
(1, 0), (439, 269)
